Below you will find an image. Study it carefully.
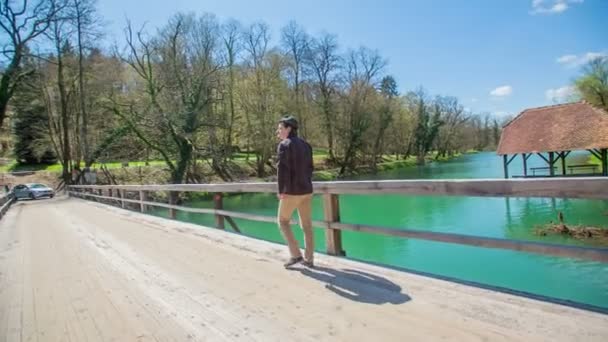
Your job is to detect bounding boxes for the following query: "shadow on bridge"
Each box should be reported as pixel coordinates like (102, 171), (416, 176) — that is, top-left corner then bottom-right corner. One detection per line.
(292, 266), (411, 305)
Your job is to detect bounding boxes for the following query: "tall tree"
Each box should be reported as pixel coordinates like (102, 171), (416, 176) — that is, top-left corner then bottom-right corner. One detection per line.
(412, 89), (443, 165)
(281, 20), (309, 137)
(70, 0), (100, 167)
(337, 47), (386, 175)
(370, 75), (397, 171)
(306, 33), (340, 161)
(575, 57), (608, 111)
(0, 0), (62, 128)
(111, 14), (222, 185)
(220, 19), (241, 153)
(241, 22), (287, 177)
(12, 56), (56, 164)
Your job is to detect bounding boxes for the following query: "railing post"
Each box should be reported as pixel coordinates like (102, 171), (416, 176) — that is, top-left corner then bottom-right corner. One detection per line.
(168, 191), (177, 219)
(139, 191), (147, 213)
(214, 193), (225, 229)
(323, 193), (345, 256)
(120, 189), (125, 208)
(602, 148), (608, 176)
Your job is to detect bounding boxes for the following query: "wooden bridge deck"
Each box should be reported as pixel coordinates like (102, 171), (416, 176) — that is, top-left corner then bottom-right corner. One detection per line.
(1, 197), (607, 341)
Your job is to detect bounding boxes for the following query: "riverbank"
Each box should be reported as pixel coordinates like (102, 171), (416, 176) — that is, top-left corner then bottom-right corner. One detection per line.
(1, 150), (476, 186)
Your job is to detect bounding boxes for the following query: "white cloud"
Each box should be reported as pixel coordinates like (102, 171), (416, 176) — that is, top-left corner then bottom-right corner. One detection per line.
(531, 0), (584, 15)
(490, 85), (513, 97)
(556, 51), (608, 67)
(545, 85), (577, 102)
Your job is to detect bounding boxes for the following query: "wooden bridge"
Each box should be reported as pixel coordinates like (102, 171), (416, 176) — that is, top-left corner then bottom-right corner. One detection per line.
(1, 178), (608, 341)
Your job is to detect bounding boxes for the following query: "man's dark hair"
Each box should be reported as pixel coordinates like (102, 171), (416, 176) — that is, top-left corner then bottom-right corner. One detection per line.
(279, 115), (298, 133)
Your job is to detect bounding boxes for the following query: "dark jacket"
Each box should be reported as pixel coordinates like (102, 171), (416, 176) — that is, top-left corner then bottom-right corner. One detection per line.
(277, 134), (313, 195)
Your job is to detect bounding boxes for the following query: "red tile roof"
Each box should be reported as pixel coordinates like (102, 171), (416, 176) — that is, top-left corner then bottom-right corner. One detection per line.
(497, 101), (608, 155)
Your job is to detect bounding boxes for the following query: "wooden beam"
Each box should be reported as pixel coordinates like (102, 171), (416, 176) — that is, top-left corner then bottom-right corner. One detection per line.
(560, 152), (566, 176)
(522, 154), (528, 177)
(329, 222), (608, 263)
(225, 216), (241, 233)
(503, 155), (509, 179)
(323, 194), (345, 256)
(507, 154), (517, 165)
(214, 193), (225, 229)
(69, 178), (608, 199)
(537, 153), (550, 164)
(588, 149), (602, 160)
(549, 152), (555, 176)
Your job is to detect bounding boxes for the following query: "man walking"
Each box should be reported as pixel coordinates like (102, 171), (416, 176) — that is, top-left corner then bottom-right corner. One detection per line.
(276, 116), (315, 268)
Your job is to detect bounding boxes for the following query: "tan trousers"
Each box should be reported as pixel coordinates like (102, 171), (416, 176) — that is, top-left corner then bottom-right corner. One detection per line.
(277, 194), (314, 261)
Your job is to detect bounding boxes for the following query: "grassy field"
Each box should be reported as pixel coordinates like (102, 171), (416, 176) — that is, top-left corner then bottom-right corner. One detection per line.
(0, 150), (471, 180)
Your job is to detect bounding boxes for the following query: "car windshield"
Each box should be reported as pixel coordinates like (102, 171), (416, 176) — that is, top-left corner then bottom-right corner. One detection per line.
(29, 184), (47, 189)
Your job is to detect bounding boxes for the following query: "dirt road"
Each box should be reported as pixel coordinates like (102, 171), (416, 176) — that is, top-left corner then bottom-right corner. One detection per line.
(1, 198), (607, 341)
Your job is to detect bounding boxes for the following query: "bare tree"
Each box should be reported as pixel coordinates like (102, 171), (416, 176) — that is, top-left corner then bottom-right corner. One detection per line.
(111, 14), (222, 186)
(305, 33), (340, 161)
(336, 47), (386, 175)
(434, 96), (469, 159)
(220, 19), (241, 152)
(241, 22), (287, 177)
(0, 0), (63, 128)
(281, 20), (309, 136)
(70, 0), (101, 167)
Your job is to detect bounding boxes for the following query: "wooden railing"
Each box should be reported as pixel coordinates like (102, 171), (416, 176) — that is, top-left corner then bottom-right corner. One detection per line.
(0, 193), (14, 219)
(69, 177), (608, 262)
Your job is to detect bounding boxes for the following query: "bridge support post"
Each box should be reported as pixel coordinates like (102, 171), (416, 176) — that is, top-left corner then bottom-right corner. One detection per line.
(323, 194), (345, 256)
(168, 191), (177, 219)
(214, 193), (225, 229)
(139, 191), (147, 213)
(120, 190), (125, 209)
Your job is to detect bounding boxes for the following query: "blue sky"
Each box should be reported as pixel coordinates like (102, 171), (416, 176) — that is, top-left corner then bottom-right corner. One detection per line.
(97, 0), (607, 119)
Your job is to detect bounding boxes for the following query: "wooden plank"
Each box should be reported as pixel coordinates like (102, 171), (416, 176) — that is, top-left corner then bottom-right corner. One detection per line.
(214, 193), (225, 229)
(330, 222), (608, 263)
(225, 216), (241, 233)
(70, 178), (608, 199)
(323, 194), (345, 256)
